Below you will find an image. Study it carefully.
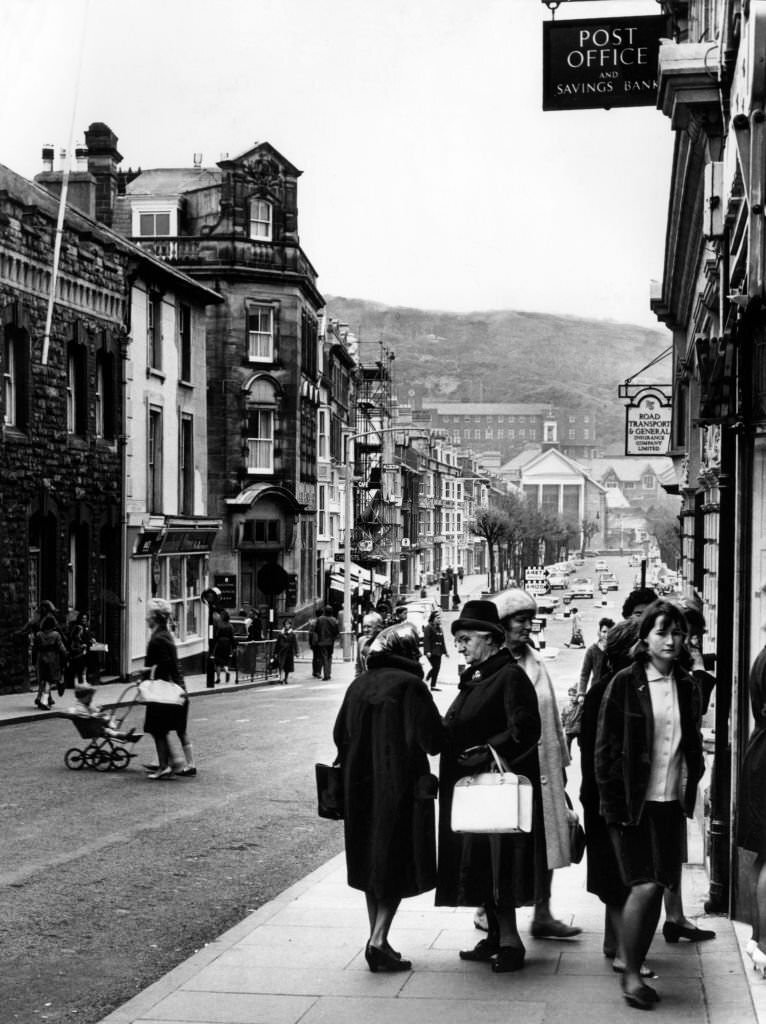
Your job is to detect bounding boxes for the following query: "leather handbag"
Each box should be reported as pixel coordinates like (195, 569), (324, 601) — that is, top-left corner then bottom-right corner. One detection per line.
(315, 762), (344, 820)
(451, 745), (533, 834)
(569, 815), (586, 864)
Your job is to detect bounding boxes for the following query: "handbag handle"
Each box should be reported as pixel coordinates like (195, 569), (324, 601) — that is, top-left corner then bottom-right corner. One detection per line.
(487, 744), (510, 774)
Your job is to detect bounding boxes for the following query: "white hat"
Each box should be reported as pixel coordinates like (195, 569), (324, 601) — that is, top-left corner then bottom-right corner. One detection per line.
(147, 598), (173, 618)
(493, 588), (538, 622)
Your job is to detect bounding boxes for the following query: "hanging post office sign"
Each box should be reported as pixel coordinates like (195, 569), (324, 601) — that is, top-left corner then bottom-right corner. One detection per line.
(542, 15), (665, 112)
(625, 386), (672, 456)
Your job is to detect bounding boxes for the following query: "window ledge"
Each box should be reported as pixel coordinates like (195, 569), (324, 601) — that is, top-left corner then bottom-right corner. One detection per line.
(2, 425), (27, 442)
(147, 367), (166, 381)
(178, 378), (194, 389)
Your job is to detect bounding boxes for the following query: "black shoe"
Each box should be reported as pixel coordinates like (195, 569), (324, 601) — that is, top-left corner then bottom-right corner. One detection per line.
(34, 698), (45, 710)
(365, 943), (411, 972)
(662, 921), (715, 943)
(621, 979), (659, 1009)
(491, 946), (525, 973)
(174, 766), (197, 777)
(459, 939), (498, 962)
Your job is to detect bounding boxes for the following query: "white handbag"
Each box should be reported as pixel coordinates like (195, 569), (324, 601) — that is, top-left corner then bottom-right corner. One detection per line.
(451, 745), (533, 834)
(138, 678), (186, 705)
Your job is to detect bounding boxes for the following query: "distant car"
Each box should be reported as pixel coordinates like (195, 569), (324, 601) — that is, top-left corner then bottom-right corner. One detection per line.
(595, 559), (608, 573)
(536, 593), (560, 615)
(570, 577), (594, 599)
(548, 571), (568, 590)
(599, 573), (619, 592)
(571, 555), (585, 566)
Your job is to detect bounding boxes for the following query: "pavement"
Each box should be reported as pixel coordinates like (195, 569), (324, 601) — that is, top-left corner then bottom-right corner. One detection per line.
(4, 572), (765, 1024)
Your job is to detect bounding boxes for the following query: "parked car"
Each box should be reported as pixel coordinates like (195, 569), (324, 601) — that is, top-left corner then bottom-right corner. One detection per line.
(598, 573), (619, 592)
(570, 577), (594, 599)
(595, 559), (608, 573)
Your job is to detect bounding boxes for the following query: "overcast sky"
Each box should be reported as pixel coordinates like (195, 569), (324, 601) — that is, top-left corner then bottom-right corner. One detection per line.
(1, 0), (671, 329)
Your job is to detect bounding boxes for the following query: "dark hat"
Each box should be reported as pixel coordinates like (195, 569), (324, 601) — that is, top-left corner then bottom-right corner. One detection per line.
(451, 600), (505, 643)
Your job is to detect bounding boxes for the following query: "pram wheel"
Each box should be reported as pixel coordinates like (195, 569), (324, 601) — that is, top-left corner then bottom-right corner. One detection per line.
(65, 747), (87, 770)
(92, 748), (113, 771)
(110, 747), (130, 770)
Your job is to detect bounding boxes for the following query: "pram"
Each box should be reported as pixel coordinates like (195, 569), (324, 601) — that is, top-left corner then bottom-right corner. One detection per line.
(63, 682), (143, 772)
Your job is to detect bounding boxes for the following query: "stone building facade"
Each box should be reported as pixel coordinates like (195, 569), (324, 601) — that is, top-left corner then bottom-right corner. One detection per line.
(0, 164), (127, 690)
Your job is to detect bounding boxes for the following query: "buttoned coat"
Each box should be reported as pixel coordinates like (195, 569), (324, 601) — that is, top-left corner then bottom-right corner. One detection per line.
(333, 652), (443, 899)
(595, 661), (704, 826)
(435, 648), (541, 908)
(514, 645), (572, 871)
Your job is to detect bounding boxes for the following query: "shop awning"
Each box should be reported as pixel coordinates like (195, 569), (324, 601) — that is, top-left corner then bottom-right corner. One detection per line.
(329, 562), (373, 593)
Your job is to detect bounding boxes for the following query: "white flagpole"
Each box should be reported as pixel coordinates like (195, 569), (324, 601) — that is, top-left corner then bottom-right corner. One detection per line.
(41, 0), (90, 366)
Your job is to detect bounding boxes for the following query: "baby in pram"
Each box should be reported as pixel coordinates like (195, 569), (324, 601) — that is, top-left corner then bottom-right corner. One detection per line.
(69, 682), (140, 743)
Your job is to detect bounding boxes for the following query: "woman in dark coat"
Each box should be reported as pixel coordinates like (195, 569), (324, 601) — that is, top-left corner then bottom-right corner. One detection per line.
(736, 638), (766, 974)
(595, 600), (704, 1010)
(435, 600), (541, 973)
(423, 609), (447, 691)
(274, 618), (298, 684)
(143, 599), (196, 779)
(333, 622), (443, 973)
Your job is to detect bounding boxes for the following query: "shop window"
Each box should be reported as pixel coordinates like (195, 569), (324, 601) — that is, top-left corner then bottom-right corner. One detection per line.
(249, 198), (273, 241)
(161, 553), (204, 641)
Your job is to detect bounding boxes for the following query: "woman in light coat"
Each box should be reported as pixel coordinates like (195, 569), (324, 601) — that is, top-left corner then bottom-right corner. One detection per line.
(493, 589), (580, 940)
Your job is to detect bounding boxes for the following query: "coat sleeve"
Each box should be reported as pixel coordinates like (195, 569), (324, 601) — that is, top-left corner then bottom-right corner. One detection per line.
(487, 666), (542, 766)
(407, 681), (445, 755)
(594, 676), (629, 825)
(579, 647), (594, 692)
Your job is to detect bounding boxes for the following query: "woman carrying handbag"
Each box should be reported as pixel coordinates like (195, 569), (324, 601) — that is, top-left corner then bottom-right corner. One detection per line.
(435, 601), (541, 973)
(143, 599), (196, 779)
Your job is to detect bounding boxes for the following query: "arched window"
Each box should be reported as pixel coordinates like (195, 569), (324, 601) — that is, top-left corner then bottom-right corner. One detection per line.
(244, 376), (279, 474)
(249, 198), (273, 241)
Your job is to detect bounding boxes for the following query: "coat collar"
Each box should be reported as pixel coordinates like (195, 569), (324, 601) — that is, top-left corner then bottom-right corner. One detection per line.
(459, 647), (512, 688)
(365, 652), (425, 678)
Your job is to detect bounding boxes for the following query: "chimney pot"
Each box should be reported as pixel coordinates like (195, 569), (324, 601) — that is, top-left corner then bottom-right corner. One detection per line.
(41, 145), (54, 172)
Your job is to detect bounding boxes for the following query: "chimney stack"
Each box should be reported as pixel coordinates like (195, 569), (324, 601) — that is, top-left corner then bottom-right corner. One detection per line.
(34, 141), (97, 219)
(84, 122), (123, 226)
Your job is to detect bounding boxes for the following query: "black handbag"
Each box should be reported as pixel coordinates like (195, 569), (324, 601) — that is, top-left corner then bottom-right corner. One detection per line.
(569, 816), (586, 864)
(315, 762), (344, 820)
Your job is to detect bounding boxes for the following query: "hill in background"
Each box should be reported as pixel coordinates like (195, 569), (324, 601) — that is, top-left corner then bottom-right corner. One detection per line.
(324, 296), (670, 450)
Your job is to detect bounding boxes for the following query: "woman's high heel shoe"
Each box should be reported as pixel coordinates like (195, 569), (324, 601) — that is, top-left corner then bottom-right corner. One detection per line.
(490, 946), (525, 973)
(365, 943), (411, 973)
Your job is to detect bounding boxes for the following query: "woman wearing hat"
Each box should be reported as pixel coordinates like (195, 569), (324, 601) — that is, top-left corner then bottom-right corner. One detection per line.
(493, 588), (581, 941)
(435, 600), (541, 972)
(143, 599), (196, 780)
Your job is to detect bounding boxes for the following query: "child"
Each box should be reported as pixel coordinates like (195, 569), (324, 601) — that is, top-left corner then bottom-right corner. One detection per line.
(69, 682), (140, 742)
(560, 686), (584, 754)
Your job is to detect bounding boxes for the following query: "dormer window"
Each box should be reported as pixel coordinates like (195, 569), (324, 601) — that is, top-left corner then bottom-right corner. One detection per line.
(249, 199), (272, 241)
(139, 212), (171, 236)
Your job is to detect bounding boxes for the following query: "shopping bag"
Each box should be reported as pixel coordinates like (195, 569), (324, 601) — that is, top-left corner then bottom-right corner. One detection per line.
(451, 745), (533, 834)
(138, 678), (186, 705)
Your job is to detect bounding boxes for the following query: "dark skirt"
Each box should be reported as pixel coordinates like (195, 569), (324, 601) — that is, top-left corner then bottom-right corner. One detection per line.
(584, 805), (629, 906)
(144, 698), (189, 738)
(609, 800), (684, 890)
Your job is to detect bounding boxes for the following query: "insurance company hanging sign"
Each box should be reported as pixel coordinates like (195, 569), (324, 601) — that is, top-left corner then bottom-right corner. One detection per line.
(625, 387), (672, 456)
(542, 15), (665, 112)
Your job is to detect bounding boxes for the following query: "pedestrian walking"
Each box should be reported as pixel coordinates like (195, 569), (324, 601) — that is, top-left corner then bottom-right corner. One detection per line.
(564, 607), (585, 648)
(66, 612), (94, 689)
(333, 622), (443, 972)
(436, 600), (541, 972)
(560, 686), (584, 754)
(577, 617), (614, 695)
(356, 611), (384, 673)
(493, 589), (581, 941)
(314, 605), (339, 680)
(274, 618), (298, 684)
(32, 613), (68, 709)
(595, 600), (705, 1010)
(143, 598), (196, 780)
(307, 604), (323, 678)
(423, 609), (447, 691)
(211, 608), (237, 685)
